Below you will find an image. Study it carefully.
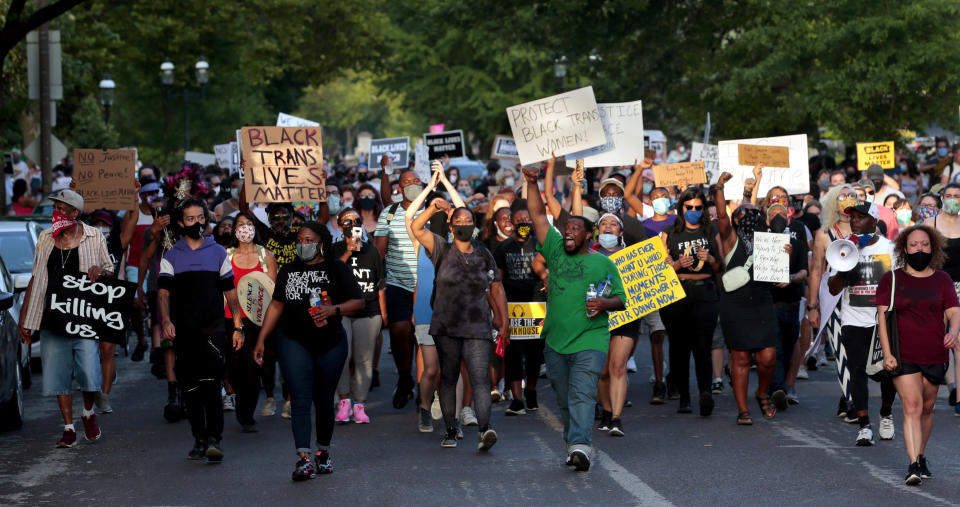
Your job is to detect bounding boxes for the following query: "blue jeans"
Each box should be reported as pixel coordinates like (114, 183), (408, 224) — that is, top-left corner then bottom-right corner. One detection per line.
(543, 346), (606, 455)
(40, 330), (100, 396)
(276, 331), (348, 453)
(772, 302), (800, 392)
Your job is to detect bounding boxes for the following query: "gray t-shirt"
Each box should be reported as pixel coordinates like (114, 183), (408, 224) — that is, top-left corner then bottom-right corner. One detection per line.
(427, 233), (500, 340)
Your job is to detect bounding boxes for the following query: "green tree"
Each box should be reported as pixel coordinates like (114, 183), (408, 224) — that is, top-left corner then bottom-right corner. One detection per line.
(67, 93), (118, 148)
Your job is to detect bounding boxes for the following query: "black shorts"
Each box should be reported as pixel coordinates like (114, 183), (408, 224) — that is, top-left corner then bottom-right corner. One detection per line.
(385, 285), (414, 324)
(897, 361), (948, 385)
(611, 319), (640, 340)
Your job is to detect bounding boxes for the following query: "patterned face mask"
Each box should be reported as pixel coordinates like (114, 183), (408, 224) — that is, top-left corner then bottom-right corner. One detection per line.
(733, 207), (764, 254)
(235, 224), (255, 243)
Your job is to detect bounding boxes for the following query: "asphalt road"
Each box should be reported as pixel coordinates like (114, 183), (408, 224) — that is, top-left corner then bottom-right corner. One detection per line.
(2, 335), (960, 506)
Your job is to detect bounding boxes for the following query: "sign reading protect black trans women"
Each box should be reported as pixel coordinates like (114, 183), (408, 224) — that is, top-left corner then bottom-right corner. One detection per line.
(43, 272), (137, 342)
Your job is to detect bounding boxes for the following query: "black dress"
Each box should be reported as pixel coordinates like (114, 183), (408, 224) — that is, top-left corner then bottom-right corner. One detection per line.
(718, 239), (779, 351)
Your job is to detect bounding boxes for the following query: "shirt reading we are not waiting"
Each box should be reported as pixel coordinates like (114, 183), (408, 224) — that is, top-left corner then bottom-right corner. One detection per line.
(272, 258), (363, 348)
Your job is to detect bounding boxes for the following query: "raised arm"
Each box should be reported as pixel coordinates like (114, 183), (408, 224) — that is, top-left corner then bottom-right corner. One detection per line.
(749, 164), (763, 206)
(406, 170), (443, 254)
(379, 155), (393, 205)
(542, 153), (564, 220)
(714, 172), (736, 252)
(570, 160), (584, 217)
(625, 158), (651, 217)
(523, 167), (550, 246)
(434, 160), (466, 209)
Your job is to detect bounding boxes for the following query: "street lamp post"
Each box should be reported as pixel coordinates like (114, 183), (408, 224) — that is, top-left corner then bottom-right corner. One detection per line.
(554, 56), (567, 93)
(98, 72), (115, 123)
(160, 56), (210, 154)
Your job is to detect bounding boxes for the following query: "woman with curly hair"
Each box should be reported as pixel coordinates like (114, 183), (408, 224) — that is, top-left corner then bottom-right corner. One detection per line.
(876, 224), (960, 485)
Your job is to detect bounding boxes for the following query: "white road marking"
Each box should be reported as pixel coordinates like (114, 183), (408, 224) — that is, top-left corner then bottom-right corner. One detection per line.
(537, 403), (674, 506)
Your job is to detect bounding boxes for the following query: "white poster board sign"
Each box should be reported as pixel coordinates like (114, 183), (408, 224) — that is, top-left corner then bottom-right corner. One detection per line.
(690, 142), (719, 184)
(566, 100), (644, 168)
(229, 141), (240, 175)
(276, 112), (320, 128)
(718, 134), (809, 196)
(752, 231), (790, 283)
(644, 130), (667, 164)
(505, 86), (606, 165)
(184, 151), (216, 166)
(414, 142), (430, 183)
(214, 143), (231, 169)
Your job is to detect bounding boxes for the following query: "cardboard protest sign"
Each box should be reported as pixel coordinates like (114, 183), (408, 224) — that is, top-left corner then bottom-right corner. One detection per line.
(276, 112), (320, 127)
(566, 100), (644, 168)
(752, 232), (790, 283)
(653, 161), (707, 188)
(607, 238), (686, 330)
(214, 144), (231, 169)
(73, 149), (138, 211)
(718, 134), (809, 197)
(368, 136), (410, 170)
(241, 126), (325, 203)
(690, 142), (719, 184)
(413, 142), (430, 183)
(423, 130), (465, 159)
(507, 302), (546, 340)
(506, 86), (606, 165)
(491, 135), (519, 160)
(237, 271), (275, 326)
(856, 141), (895, 170)
(42, 272), (137, 342)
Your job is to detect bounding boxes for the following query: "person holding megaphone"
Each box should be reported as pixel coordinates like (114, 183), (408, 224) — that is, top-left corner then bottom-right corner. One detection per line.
(826, 200), (898, 447)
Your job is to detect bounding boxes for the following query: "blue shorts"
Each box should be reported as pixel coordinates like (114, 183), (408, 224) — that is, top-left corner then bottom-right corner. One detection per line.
(385, 285), (415, 324)
(40, 330), (101, 395)
(125, 266), (147, 291)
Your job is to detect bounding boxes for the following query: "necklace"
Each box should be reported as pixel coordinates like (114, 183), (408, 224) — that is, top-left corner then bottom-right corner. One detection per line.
(59, 245), (72, 271)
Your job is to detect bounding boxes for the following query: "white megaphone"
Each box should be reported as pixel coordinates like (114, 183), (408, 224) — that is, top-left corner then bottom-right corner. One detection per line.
(826, 239), (858, 272)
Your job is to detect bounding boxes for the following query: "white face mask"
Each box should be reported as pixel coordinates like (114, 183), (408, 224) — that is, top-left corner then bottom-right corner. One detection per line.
(449, 175), (458, 184)
(504, 177), (515, 187)
(598, 233), (619, 249)
(97, 226), (111, 237)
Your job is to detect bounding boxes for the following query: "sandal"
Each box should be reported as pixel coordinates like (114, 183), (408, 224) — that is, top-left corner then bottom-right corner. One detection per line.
(756, 394), (776, 420)
(736, 411), (753, 425)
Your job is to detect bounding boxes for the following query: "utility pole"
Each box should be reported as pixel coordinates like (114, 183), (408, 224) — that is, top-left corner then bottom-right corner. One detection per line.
(38, 0), (52, 194)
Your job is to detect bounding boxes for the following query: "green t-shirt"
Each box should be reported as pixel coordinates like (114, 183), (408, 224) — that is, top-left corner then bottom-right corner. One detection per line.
(537, 227), (624, 354)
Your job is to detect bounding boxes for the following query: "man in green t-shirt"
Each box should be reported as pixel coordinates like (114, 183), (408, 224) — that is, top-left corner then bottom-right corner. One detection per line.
(523, 164), (625, 472)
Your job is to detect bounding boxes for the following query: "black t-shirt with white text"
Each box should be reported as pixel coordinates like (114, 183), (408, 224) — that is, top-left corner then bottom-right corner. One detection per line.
(273, 258), (363, 350)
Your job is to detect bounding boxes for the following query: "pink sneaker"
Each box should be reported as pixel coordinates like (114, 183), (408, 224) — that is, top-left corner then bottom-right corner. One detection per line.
(335, 399), (352, 424)
(352, 403), (370, 424)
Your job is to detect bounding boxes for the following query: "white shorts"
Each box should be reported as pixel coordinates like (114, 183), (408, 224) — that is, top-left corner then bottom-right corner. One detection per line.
(641, 310), (665, 334)
(415, 324), (435, 346)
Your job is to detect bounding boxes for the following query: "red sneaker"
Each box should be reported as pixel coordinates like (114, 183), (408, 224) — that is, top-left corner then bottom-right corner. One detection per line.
(56, 428), (77, 448)
(82, 414), (102, 441)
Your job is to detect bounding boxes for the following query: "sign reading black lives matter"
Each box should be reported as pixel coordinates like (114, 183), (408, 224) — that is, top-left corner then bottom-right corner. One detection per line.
(368, 136), (410, 170)
(423, 130), (465, 159)
(43, 272), (137, 342)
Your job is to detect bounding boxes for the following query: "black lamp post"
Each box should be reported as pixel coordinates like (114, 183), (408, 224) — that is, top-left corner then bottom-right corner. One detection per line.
(99, 72), (115, 123)
(160, 56), (210, 152)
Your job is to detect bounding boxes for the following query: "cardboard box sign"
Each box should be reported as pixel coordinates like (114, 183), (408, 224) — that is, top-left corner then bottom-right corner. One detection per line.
(368, 136), (411, 170)
(423, 130), (465, 159)
(738, 144), (790, 168)
(241, 126), (325, 203)
(718, 134), (809, 197)
(73, 149), (138, 211)
(653, 161), (707, 188)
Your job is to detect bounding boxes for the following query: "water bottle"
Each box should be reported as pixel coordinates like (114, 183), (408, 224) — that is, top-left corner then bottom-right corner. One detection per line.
(309, 289), (328, 327)
(596, 274), (613, 298)
(586, 283), (597, 316)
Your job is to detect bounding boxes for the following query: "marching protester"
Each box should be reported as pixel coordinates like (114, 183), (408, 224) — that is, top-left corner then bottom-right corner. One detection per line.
(254, 221), (364, 480)
(18, 189), (115, 447)
(406, 162), (508, 450)
(923, 183), (960, 412)
(523, 162), (625, 471)
(876, 224), (960, 485)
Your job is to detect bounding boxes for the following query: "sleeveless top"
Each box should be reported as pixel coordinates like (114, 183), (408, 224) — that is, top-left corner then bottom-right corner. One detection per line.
(935, 216), (960, 281)
(224, 245), (267, 319)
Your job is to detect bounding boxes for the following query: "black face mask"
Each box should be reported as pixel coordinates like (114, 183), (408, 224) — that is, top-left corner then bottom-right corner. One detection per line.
(183, 222), (204, 239)
(357, 173), (369, 183)
(452, 225), (474, 242)
(358, 196), (377, 210)
(769, 215), (788, 233)
(871, 179), (884, 191)
(905, 250), (932, 271)
(214, 232), (232, 246)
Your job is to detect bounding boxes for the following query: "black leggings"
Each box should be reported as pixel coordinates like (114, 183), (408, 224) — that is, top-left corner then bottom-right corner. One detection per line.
(661, 288), (717, 398)
(224, 318), (261, 426)
(435, 335), (491, 432)
(840, 325), (897, 414)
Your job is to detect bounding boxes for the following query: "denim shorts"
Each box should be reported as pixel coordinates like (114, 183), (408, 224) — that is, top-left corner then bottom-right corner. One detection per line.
(40, 330), (101, 395)
(414, 324), (435, 346)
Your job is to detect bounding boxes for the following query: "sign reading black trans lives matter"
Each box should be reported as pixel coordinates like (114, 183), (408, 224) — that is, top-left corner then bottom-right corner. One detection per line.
(43, 272), (137, 342)
(506, 86), (607, 165)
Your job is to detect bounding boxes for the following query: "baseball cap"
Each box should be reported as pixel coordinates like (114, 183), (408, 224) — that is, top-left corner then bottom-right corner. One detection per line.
(844, 200), (879, 220)
(49, 189), (84, 212)
(140, 181), (160, 194)
(865, 164), (884, 180)
(855, 178), (875, 192)
(599, 178), (624, 193)
(930, 183), (946, 195)
(89, 210), (114, 227)
(641, 169), (654, 181)
(582, 205), (599, 225)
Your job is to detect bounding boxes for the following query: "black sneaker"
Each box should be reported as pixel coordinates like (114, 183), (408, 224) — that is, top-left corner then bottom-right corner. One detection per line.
(392, 377), (411, 409)
(524, 388), (538, 411)
(677, 395), (692, 414)
(711, 380), (723, 395)
(667, 386), (681, 401)
(806, 355), (818, 371)
(418, 407), (433, 433)
(292, 456), (317, 481)
(608, 418), (624, 437)
(505, 399), (526, 416)
(836, 397), (848, 418)
(241, 423), (258, 433)
(205, 438), (224, 462)
(597, 410), (612, 431)
(651, 382), (666, 405)
(771, 389), (788, 412)
(131, 342), (148, 362)
(699, 393), (714, 417)
(569, 450), (590, 471)
(905, 462), (922, 486)
(918, 455), (931, 478)
(441, 428), (458, 448)
(187, 439), (206, 460)
(315, 450), (333, 474)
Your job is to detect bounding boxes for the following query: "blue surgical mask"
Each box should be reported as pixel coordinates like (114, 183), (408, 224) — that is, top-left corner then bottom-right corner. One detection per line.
(598, 233), (619, 249)
(684, 210), (702, 225)
(938, 147), (949, 157)
(327, 195), (341, 215)
(642, 182), (653, 194)
(652, 197), (670, 215)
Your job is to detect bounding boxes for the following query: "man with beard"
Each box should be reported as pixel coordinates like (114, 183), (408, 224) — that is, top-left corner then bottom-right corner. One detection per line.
(522, 165), (625, 472)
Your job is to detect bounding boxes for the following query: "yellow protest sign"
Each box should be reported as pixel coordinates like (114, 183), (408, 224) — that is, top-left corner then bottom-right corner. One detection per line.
(607, 238), (686, 330)
(856, 141), (895, 170)
(508, 302), (546, 340)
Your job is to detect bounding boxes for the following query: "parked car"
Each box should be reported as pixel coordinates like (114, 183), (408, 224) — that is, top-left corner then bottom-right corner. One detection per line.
(0, 216), (47, 366)
(0, 253), (28, 431)
(447, 157), (488, 181)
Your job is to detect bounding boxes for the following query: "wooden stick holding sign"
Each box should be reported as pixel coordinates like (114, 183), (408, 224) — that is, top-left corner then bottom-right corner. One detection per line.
(73, 149), (138, 210)
(241, 126), (325, 203)
(653, 161), (707, 188)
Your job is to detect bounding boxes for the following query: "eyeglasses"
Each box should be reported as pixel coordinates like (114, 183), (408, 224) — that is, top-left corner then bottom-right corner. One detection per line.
(684, 205), (704, 211)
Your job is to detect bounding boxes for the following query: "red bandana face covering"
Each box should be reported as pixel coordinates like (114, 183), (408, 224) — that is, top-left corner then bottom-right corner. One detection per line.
(51, 209), (77, 238)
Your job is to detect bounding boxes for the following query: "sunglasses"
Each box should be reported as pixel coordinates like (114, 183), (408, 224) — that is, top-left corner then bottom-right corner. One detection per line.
(340, 219), (359, 228)
(270, 214), (291, 221)
(684, 205), (704, 211)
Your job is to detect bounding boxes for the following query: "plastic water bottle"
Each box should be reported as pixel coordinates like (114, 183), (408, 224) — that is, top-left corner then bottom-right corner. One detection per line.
(597, 275), (613, 298)
(586, 283), (597, 316)
(309, 289), (328, 327)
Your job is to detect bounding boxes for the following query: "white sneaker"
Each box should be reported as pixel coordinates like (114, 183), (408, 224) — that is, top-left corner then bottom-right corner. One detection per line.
(856, 425), (874, 446)
(817, 348), (829, 366)
(281, 400), (292, 419)
(626, 356), (637, 373)
(261, 397), (277, 417)
(879, 416), (895, 440)
(223, 393), (236, 412)
(796, 365), (809, 380)
(431, 393), (442, 421)
(539, 364), (548, 379)
(461, 406), (478, 426)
